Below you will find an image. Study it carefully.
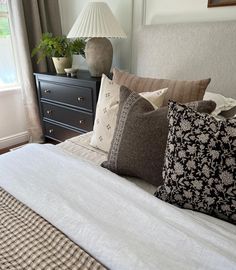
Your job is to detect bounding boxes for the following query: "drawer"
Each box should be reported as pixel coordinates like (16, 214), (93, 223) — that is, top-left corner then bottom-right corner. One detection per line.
(44, 121), (81, 142)
(39, 81), (93, 111)
(42, 102), (93, 132)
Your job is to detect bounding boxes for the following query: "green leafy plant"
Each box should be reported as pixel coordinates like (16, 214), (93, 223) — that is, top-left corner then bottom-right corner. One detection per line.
(0, 18), (10, 37)
(70, 38), (86, 58)
(31, 32), (86, 63)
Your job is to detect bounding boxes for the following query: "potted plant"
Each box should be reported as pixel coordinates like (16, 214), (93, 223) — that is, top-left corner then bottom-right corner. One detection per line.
(31, 32), (85, 74)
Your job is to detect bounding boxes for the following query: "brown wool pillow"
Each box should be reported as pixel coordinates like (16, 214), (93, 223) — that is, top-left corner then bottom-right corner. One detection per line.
(102, 86), (216, 187)
(112, 68), (211, 106)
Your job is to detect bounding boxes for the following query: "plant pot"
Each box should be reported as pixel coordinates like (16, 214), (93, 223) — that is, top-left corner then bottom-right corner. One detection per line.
(52, 56), (72, 74)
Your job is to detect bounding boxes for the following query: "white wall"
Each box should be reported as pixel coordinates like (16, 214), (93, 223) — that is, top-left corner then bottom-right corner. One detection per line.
(59, 0), (236, 74)
(0, 90), (28, 149)
(145, 0), (236, 25)
(59, 0), (133, 72)
(0, 38), (28, 149)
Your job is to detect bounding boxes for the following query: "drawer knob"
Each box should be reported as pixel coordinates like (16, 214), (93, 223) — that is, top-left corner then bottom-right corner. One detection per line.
(79, 120), (84, 124)
(77, 97), (84, 102)
(46, 110), (52, 115)
(49, 129), (54, 134)
(44, 89), (51, 93)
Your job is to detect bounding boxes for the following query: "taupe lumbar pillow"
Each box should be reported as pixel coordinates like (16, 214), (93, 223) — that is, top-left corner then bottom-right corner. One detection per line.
(113, 68), (211, 106)
(90, 74), (167, 153)
(102, 86), (216, 187)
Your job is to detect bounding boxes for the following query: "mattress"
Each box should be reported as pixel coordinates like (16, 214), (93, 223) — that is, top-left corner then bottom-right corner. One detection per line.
(58, 132), (157, 194)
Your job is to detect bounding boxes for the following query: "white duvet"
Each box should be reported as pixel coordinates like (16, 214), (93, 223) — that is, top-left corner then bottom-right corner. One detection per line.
(0, 144), (236, 270)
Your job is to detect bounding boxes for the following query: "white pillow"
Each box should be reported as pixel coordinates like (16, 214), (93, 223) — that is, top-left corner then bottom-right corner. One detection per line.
(140, 90), (166, 109)
(90, 74), (167, 152)
(204, 91), (236, 116)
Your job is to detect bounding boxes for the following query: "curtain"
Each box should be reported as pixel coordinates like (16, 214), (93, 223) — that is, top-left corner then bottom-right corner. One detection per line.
(22, 0), (62, 72)
(7, 0), (62, 142)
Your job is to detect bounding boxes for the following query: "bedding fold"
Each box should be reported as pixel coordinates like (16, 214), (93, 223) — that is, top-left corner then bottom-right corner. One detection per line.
(0, 188), (106, 270)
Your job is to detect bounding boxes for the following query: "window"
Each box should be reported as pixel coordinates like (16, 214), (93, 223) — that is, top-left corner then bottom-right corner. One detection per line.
(0, 0), (18, 89)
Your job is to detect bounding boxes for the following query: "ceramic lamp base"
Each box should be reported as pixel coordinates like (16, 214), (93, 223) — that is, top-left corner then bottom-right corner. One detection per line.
(85, 37), (113, 77)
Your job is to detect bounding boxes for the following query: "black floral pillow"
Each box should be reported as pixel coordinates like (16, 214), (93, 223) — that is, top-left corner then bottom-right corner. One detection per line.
(155, 101), (236, 224)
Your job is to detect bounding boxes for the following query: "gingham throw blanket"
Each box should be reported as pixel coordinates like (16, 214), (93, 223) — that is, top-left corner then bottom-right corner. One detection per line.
(0, 188), (107, 270)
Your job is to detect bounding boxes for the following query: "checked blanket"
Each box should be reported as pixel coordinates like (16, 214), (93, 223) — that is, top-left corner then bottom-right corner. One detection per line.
(0, 188), (107, 270)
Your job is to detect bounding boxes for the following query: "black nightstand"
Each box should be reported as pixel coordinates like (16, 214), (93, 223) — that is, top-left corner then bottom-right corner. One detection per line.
(34, 71), (101, 143)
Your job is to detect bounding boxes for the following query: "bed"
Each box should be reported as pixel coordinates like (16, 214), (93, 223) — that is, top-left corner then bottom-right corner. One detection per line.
(1, 20), (236, 270)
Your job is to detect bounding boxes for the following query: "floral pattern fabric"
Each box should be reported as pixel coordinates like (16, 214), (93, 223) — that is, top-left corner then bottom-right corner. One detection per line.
(155, 101), (236, 224)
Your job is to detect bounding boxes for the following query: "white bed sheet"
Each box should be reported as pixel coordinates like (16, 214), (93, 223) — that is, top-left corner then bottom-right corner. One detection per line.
(58, 132), (107, 165)
(0, 144), (236, 270)
(58, 132), (157, 194)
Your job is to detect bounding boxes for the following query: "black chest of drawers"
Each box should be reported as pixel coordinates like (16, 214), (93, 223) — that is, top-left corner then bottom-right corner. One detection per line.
(34, 71), (101, 143)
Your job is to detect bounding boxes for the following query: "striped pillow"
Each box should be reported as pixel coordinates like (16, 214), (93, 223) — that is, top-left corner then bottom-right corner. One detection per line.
(112, 68), (211, 106)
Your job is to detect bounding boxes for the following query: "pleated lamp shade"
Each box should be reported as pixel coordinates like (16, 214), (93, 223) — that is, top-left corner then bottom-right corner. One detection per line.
(67, 2), (127, 38)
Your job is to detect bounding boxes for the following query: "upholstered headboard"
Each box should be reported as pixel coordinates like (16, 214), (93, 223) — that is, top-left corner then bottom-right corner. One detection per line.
(136, 21), (236, 98)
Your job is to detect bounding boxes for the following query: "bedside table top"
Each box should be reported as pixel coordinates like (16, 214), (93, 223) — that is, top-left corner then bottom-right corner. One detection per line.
(34, 70), (102, 83)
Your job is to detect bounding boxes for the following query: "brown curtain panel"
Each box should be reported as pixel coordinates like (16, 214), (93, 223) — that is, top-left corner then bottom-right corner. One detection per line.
(8, 0), (62, 142)
(22, 0), (62, 72)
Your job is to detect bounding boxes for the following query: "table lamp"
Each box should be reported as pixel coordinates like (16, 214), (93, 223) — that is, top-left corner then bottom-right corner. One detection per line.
(67, 2), (127, 77)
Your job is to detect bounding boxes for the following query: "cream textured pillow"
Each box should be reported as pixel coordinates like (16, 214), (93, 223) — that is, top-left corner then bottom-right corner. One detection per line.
(140, 90), (165, 109)
(204, 91), (236, 117)
(90, 74), (167, 152)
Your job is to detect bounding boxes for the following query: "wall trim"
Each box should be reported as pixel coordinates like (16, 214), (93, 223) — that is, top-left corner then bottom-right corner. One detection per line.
(0, 131), (29, 150)
(0, 86), (21, 97)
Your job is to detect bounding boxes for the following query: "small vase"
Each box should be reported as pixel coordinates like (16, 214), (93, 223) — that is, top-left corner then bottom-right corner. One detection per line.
(52, 56), (72, 74)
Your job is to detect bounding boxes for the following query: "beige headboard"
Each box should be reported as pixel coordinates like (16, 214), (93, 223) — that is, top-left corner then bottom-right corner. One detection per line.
(136, 21), (236, 98)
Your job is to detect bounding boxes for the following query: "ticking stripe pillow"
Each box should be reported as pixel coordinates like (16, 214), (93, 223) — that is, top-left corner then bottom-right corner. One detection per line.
(113, 68), (211, 106)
